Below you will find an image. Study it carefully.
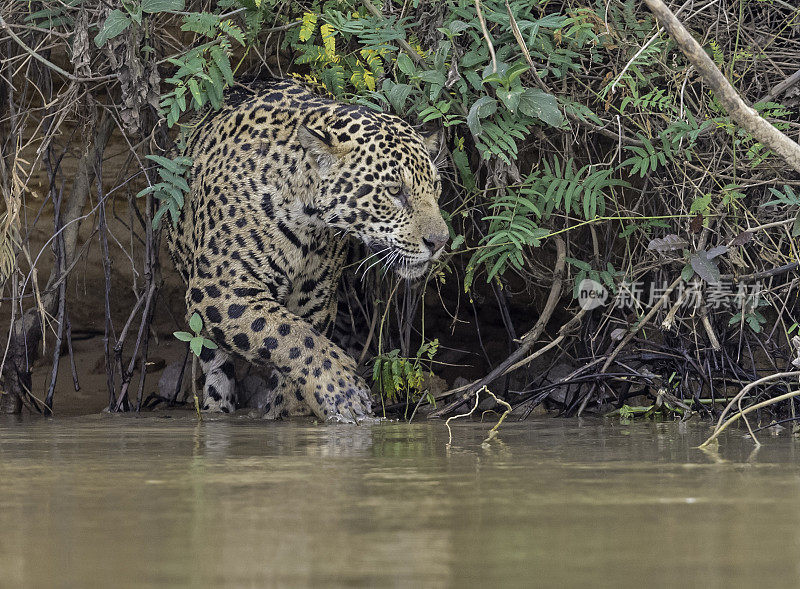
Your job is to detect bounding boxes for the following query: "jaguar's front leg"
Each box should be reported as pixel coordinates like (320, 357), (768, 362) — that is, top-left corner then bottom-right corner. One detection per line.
(188, 283), (372, 421)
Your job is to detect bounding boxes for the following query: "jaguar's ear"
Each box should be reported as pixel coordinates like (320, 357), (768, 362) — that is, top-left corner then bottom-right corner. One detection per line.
(298, 126), (350, 174)
(420, 129), (442, 158)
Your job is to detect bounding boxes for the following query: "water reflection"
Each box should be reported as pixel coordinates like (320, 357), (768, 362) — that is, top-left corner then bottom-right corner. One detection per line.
(0, 414), (799, 588)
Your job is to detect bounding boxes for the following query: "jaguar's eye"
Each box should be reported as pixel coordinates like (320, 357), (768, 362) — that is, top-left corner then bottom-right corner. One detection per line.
(387, 184), (408, 206)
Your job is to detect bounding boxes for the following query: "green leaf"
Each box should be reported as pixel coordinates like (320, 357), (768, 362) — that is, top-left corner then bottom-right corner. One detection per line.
(202, 338), (218, 350)
(482, 72), (505, 86)
(452, 148), (476, 192)
(690, 194), (712, 215)
(152, 202), (170, 228)
(219, 19), (245, 46)
(141, 0), (184, 13)
(383, 80), (412, 113)
(190, 337), (203, 357)
(681, 263), (695, 281)
(448, 20), (470, 34)
(181, 12), (220, 36)
(146, 154), (182, 173)
(497, 87), (524, 113)
(505, 62), (531, 84)
(397, 52), (416, 76)
(566, 257), (591, 271)
(173, 331), (193, 342)
(136, 185), (158, 198)
(518, 89), (563, 127)
(209, 45), (234, 86)
(466, 96), (497, 137)
(417, 70), (446, 86)
(372, 358), (382, 384)
(94, 9), (131, 48)
(187, 78), (205, 108)
(189, 312), (203, 334)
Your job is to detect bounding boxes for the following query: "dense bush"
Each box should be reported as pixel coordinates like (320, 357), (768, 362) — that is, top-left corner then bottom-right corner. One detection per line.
(1, 0), (798, 418)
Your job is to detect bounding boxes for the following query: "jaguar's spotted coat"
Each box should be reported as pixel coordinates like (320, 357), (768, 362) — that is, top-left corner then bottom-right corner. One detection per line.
(166, 78), (448, 420)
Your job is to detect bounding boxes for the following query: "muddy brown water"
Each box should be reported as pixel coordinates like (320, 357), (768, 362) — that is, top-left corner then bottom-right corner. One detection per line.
(1, 415), (799, 588)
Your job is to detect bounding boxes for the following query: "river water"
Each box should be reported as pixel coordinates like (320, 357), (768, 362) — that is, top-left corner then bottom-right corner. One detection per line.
(1, 414), (798, 588)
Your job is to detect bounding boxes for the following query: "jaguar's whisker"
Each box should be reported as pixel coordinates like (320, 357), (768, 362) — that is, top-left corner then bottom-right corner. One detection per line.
(354, 246), (388, 275)
(381, 251), (400, 278)
(362, 248), (394, 277)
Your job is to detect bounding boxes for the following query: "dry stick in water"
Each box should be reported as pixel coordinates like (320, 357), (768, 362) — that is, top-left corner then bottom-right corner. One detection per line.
(444, 387), (511, 446)
(445, 393), (479, 446)
(480, 388), (512, 445)
(703, 371), (800, 446)
(643, 0), (800, 174)
(699, 372), (800, 448)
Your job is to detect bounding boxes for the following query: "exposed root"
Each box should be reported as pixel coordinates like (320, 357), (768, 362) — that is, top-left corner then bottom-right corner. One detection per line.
(445, 386), (511, 447)
(445, 393), (479, 446)
(480, 388), (512, 446)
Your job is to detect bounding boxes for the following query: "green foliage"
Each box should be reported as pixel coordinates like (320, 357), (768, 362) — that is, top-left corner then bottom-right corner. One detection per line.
(174, 313), (218, 357)
(465, 183), (549, 290)
(93, 0), (186, 47)
(90, 0), (796, 311)
(729, 296), (769, 334)
(94, 9), (133, 47)
(464, 155), (628, 289)
(621, 87), (673, 114)
(763, 185), (800, 237)
(136, 154), (193, 227)
(708, 101), (794, 168)
(161, 15), (244, 125)
(147, 4), (251, 227)
(285, 0), (568, 164)
(373, 339), (439, 405)
(17, 0), (80, 29)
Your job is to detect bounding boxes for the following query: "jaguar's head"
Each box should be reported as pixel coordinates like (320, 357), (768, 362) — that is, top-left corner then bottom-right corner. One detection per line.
(299, 108), (448, 280)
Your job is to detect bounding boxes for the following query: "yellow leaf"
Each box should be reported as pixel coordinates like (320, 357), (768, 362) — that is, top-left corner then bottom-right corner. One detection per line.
(360, 48), (380, 68)
(298, 12), (317, 42)
(320, 23), (336, 61)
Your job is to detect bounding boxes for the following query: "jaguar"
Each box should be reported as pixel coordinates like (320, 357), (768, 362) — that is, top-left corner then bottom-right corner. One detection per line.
(166, 77), (448, 421)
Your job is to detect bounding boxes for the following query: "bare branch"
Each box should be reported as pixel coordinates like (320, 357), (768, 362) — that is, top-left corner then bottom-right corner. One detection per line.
(644, 0), (800, 173)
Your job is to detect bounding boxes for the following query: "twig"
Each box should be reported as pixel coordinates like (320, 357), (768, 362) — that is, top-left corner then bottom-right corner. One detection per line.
(699, 372), (800, 448)
(429, 237), (568, 418)
(480, 388), (512, 445)
(65, 315), (79, 391)
(759, 67), (800, 103)
(602, 275), (683, 372)
(708, 370), (800, 436)
(474, 0), (497, 74)
(723, 262), (799, 283)
(0, 14), (115, 83)
(644, 0), (800, 173)
(445, 392), (479, 446)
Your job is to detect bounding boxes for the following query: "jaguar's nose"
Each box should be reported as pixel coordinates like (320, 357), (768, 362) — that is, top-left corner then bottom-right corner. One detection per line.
(422, 232), (449, 256)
